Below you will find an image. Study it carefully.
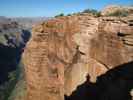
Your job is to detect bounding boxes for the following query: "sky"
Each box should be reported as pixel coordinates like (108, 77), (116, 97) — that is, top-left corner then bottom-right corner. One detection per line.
(0, 0), (132, 17)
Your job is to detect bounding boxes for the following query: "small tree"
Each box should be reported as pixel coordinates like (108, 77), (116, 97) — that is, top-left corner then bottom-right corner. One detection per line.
(107, 10), (128, 17)
(55, 13), (64, 18)
(83, 9), (101, 17)
(67, 14), (71, 16)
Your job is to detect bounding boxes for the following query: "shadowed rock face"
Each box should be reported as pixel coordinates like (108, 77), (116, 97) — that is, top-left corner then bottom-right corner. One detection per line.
(65, 61), (133, 100)
(0, 17), (31, 84)
(23, 14), (133, 100)
(0, 17), (31, 100)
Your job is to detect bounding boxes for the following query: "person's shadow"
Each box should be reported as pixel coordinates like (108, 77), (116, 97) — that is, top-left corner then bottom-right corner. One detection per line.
(65, 61), (133, 100)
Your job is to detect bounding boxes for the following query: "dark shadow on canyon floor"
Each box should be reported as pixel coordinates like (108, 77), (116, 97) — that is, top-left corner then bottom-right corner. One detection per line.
(65, 61), (133, 100)
(0, 29), (31, 84)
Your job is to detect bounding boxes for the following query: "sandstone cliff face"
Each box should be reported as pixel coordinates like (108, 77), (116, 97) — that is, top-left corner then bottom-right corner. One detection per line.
(23, 14), (133, 100)
(23, 16), (79, 100)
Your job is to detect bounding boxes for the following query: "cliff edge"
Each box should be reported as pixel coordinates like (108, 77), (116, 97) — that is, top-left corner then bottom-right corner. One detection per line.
(23, 9), (133, 100)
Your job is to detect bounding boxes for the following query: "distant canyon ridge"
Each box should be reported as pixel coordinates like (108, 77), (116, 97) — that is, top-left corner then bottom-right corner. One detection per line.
(0, 16), (49, 100)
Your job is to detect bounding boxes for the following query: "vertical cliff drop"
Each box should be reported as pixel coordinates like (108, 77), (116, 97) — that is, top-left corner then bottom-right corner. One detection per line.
(23, 16), (80, 100)
(23, 13), (133, 100)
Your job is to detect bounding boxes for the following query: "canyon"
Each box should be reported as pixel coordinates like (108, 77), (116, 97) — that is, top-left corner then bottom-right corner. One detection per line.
(23, 7), (133, 100)
(0, 16), (31, 100)
(0, 5), (132, 100)
(0, 16), (48, 100)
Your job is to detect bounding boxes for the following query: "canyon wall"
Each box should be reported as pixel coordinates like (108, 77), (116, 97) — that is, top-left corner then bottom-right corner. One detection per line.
(0, 17), (31, 100)
(23, 13), (133, 100)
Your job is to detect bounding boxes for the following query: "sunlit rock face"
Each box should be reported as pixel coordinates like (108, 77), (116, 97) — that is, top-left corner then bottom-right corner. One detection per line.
(23, 16), (80, 100)
(23, 13), (133, 100)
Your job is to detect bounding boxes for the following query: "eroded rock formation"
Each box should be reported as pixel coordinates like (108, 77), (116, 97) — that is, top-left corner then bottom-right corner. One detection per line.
(23, 13), (133, 100)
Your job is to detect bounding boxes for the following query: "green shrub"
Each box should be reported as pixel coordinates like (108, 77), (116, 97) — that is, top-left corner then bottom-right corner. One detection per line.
(55, 13), (64, 18)
(67, 14), (71, 16)
(107, 10), (129, 17)
(82, 9), (101, 17)
(95, 12), (101, 17)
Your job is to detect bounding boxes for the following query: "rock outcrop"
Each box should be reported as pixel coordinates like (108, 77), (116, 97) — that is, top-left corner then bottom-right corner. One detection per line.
(23, 13), (133, 100)
(101, 5), (133, 16)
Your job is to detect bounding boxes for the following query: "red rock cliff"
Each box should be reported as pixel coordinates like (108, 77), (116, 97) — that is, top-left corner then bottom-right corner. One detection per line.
(23, 14), (133, 100)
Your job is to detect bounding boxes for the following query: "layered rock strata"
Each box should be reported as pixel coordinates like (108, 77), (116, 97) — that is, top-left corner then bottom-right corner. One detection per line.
(23, 14), (133, 100)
